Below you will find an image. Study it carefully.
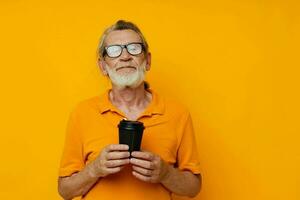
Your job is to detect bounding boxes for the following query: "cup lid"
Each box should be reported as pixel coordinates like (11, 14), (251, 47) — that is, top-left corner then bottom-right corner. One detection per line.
(118, 119), (145, 130)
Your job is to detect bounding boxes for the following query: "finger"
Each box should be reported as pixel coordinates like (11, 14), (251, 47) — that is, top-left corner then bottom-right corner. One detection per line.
(105, 159), (130, 168)
(106, 144), (129, 152)
(106, 151), (130, 160)
(132, 171), (151, 182)
(106, 167), (122, 174)
(130, 158), (155, 169)
(131, 151), (154, 161)
(132, 165), (153, 176)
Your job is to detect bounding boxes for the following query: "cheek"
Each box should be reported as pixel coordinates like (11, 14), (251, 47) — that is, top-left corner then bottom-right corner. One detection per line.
(105, 60), (118, 69)
(134, 57), (146, 66)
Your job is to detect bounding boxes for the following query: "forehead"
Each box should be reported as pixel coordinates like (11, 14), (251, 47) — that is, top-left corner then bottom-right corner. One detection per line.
(105, 29), (142, 45)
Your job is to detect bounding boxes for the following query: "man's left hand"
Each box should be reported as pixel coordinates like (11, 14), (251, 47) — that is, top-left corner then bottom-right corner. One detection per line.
(130, 151), (171, 183)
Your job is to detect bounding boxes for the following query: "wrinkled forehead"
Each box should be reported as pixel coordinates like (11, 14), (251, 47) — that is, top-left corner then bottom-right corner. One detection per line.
(104, 29), (142, 46)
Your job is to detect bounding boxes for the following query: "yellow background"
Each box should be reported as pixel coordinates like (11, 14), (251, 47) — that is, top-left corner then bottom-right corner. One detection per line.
(0, 0), (299, 199)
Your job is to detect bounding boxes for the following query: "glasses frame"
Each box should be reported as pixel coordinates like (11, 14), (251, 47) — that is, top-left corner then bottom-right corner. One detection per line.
(104, 42), (144, 58)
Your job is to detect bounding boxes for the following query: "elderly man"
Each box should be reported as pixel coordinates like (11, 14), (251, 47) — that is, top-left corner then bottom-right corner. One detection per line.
(58, 20), (202, 200)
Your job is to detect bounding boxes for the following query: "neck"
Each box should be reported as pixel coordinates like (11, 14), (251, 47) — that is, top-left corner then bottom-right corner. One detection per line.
(109, 82), (151, 109)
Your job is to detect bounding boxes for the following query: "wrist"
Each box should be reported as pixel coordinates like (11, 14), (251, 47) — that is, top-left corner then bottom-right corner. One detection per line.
(87, 162), (102, 179)
(160, 163), (173, 184)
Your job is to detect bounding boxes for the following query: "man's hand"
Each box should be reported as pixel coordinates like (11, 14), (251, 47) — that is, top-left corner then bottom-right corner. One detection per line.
(88, 144), (130, 178)
(129, 151), (170, 183)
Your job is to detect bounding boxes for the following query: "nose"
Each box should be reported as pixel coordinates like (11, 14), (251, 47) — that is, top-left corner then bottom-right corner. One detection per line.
(119, 47), (132, 61)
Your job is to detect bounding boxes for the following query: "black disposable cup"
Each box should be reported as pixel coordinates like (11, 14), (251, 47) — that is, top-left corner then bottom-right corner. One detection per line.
(118, 119), (145, 153)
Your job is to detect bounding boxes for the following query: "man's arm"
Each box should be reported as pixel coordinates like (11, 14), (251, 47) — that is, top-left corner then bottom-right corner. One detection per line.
(130, 151), (201, 197)
(58, 144), (130, 200)
(160, 165), (201, 197)
(58, 163), (100, 200)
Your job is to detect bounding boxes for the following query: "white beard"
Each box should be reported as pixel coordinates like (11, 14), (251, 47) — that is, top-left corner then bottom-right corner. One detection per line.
(105, 61), (147, 90)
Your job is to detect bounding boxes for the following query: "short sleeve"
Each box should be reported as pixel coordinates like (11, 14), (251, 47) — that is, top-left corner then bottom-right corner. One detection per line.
(58, 106), (85, 177)
(177, 111), (201, 174)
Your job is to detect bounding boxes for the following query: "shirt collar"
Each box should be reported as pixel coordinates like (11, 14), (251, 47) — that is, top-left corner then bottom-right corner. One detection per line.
(97, 88), (165, 117)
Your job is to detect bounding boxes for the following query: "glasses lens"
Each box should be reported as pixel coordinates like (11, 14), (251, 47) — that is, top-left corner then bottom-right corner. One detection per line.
(106, 45), (122, 58)
(127, 43), (143, 55)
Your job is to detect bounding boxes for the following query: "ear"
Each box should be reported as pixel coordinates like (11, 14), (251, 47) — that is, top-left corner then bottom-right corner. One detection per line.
(145, 52), (151, 71)
(98, 58), (108, 76)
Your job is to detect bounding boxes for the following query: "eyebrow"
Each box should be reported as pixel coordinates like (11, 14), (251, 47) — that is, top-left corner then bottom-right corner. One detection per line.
(105, 42), (143, 47)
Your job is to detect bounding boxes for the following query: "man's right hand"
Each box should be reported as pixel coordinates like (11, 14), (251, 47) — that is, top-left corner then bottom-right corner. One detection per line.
(88, 144), (130, 178)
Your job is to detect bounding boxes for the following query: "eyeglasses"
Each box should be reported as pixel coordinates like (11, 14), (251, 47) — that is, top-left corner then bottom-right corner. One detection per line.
(104, 42), (144, 58)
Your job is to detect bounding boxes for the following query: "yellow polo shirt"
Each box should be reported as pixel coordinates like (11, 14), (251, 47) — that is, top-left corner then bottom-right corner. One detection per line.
(59, 88), (201, 200)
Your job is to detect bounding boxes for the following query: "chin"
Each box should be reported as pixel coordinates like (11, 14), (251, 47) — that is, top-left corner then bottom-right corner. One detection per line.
(108, 64), (146, 90)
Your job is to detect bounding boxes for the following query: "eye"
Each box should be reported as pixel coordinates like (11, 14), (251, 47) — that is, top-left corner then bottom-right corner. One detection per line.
(106, 45), (122, 57)
(107, 45), (121, 54)
(127, 43), (142, 54)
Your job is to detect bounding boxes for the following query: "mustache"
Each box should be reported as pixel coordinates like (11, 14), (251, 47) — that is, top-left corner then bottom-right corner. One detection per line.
(113, 60), (147, 71)
(115, 65), (137, 71)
